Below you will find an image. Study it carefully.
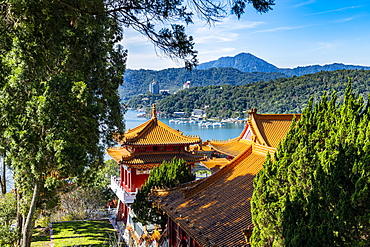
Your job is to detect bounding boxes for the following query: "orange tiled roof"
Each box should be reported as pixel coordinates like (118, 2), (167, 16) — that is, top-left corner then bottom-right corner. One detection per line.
(107, 146), (205, 169)
(189, 143), (214, 152)
(249, 109), (300, 148)
(153, 145), (269, 247)
(209, 138), (252, 157)
(117, 117), (201, 146)
(209, 110), (300, 153)
(120, 151), (205, 169)
(200, 158), (229, 173)
(106, 147), (131, 162)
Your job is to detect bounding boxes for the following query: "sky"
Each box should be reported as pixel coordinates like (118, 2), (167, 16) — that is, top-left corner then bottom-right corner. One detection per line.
(120, 0), (370, 70)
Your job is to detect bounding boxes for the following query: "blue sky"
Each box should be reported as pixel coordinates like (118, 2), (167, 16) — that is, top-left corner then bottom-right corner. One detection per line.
(121, 0), (370, 70)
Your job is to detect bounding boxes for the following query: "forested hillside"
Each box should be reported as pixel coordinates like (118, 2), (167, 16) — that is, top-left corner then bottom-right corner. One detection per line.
(120, 67), (286, 99)
(127, 69), (370, 118)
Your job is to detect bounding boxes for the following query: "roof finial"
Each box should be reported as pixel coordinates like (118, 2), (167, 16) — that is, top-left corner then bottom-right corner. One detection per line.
(248, 108), (257, 114)
(152, 103), (157, 118)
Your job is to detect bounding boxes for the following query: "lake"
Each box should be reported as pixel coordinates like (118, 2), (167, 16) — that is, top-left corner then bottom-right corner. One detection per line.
(124, 110), (245, 141)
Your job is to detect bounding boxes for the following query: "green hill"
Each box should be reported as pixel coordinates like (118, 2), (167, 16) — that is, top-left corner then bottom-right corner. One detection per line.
(127, 69), (370, 118)
(120, 67), (286, 100)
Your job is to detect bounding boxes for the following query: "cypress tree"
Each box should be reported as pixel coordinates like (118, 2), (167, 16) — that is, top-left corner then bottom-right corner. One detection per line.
(251, 81), (370, 246)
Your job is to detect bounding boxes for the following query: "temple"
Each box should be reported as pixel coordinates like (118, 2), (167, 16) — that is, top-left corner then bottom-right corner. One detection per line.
(107, 104), (204, 244)
(151, 109), (301, 246)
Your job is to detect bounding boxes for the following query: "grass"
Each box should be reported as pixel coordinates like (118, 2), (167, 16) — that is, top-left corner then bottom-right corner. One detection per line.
(31, 227), (52, 247)
(31, 219), (117, 247)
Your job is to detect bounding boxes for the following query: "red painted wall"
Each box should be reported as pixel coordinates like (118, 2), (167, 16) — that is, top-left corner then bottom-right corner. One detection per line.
(130, 168), (150, 192)
(120, 165), (125, 187)
(167, 218), (201, 247)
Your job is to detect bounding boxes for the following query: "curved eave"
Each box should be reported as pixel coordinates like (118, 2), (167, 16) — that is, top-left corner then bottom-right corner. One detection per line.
(120, 152), (205, 166)
(121, 140), (202, 146)
(106, 147), (131, 162)
(121, 118), (154, 140)
(121, 118), (202, 146)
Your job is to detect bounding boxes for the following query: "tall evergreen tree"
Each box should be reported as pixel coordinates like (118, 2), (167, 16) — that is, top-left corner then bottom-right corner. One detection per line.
(132, 158), (195, 230)
(0, 2), (126, 246)
(251, 81), (370, 246)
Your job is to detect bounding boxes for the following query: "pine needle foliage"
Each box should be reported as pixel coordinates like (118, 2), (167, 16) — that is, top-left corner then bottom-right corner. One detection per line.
(251, 81), (370, 246)
(132, 158), (195, 229)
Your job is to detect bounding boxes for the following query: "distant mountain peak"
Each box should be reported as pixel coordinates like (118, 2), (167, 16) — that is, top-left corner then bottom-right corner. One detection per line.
(196, 53), (279, 73)
(197, 52), (370, 76)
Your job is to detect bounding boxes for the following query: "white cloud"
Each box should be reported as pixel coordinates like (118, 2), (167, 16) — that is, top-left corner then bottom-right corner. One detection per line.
(254, 25), (307, 33)
(335, 17), (355, 23)
(125, 51), (183, 70)
(193, 31), (239, 43)
(304, 5), (365, 16)
(294, 0), (316, 8)
(306, 42), (338, 52)
(317, 42), (336, 49)
(188, 18), (264, 43)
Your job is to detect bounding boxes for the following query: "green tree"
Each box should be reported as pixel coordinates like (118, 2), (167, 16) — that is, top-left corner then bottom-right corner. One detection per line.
(251, 82), (370, 246)
(0, 193), (18, 246)
(0, 2), (125, 246)
(132, 158), (195, 229)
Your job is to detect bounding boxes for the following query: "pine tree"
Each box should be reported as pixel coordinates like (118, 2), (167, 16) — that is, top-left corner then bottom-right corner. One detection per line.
(251, 81), (370, 246)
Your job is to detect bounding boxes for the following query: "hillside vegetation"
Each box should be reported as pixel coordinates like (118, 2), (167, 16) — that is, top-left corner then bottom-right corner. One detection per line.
(121, 67), (286, 99)
(127, 69), (370, 118)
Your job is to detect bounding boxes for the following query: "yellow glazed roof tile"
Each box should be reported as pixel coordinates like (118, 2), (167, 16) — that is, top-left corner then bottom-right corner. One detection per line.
(154, 148), (268, 247)
(118, 118), (201, 146)
(209, 139), (252, 157)
(200, 158), (229, 173)
(121, 151), (205, 168)
(106, 147), (131, 162)
(248, 109), (301, 148)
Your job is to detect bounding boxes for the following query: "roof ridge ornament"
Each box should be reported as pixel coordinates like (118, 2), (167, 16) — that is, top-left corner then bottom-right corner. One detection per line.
(248, 108), (257, 114)
(152, 103), (157, 119)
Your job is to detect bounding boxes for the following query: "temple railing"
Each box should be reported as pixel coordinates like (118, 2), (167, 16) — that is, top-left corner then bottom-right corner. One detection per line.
(110, 176), (137, 204)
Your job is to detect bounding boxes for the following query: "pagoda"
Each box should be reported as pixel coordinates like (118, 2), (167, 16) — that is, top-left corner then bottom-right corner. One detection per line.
(107, 104), (204, 234)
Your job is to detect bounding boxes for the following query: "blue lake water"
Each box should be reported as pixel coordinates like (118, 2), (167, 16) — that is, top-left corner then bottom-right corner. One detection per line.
(124, 110), (245, 141)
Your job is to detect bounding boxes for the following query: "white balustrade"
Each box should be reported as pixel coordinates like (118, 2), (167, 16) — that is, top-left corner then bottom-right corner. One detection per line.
(110, 176), (137, 204)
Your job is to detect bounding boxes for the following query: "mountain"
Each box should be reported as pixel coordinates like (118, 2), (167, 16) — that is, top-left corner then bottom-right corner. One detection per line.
(196, 53), (370, 76)
(279, 63), (370, 76)
(121, 67), (285, 99)
(196, 53), (279, 73)
(120, 53), (370, 100)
